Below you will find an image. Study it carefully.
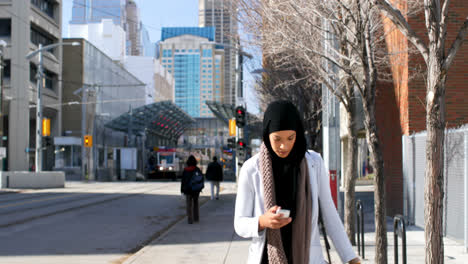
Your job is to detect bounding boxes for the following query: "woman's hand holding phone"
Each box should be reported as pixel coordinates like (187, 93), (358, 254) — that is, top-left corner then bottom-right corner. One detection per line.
(258, 206), (292, 231)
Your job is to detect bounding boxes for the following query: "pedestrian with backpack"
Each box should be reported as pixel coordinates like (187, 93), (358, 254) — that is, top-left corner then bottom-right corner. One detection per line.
(181, 155), (204, 224)
(205, 156), (223, 200)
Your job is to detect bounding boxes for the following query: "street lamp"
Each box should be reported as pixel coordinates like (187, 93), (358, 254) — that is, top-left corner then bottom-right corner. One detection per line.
(26, 41), (80, 172)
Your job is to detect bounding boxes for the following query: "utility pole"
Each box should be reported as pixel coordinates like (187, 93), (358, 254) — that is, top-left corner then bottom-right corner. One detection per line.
(0, 40), (6, 170)
(81, 85), (87, 180)
(35, 44), (43, 172)
(26, 41), (81, 173)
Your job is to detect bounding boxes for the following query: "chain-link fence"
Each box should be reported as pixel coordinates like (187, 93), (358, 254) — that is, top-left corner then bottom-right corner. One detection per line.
(402, 126), (467, 243)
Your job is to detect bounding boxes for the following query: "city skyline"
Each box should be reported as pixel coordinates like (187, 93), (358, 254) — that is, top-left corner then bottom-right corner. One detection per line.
(62, 0), (260, 114)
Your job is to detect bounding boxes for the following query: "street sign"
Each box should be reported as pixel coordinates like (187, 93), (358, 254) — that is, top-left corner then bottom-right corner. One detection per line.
(229, 119), (236, 136)
(0, 147), (5, 158)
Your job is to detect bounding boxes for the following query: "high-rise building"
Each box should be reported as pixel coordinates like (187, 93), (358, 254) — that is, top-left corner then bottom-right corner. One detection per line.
(159, 27), (224, 118)
(70, 0), (142, 57)
(71, 0), (126, 27)
(198, 0), (238, 105)
(125, 0), (141, 56)
(141, 24), (156, 57)
(68, 19), (126, 60)
(0, 0), (63, 171)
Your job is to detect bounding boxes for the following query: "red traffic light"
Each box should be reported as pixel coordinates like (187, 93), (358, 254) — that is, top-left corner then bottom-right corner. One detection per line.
(238, 141), (244, 147)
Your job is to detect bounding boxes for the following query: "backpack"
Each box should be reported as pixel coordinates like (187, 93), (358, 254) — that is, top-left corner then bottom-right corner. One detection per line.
(190, 170), (204, 192)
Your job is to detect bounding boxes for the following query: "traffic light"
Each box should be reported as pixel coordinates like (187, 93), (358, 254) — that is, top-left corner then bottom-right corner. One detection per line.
(235, 106), (246, 128)
(84, 135), (93, 147)
(237, 140), (247, 162)
(42, 118), (50, 137)
(227, 137), (236, 149)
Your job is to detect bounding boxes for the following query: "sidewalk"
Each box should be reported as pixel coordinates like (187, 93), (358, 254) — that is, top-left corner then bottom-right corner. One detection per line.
(124, 183), (468, 264)
(123, 182), (249, 264)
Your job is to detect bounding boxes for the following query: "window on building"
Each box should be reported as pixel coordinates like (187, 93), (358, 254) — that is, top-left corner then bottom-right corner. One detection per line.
(3, 60), (10, 79)
(202, 49), (212, 57)
(31, 0), (56, 19)
(30, 26), (56, 50)
(0, 19), (11, 37)
(29, 63), (57, 91)
(163, 49), (172, 57)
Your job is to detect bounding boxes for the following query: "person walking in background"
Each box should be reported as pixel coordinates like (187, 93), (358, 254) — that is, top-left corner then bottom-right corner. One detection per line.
(234, 100), (360, 263)
(205, 156), (223, 200)
(181, 155), (204, 224)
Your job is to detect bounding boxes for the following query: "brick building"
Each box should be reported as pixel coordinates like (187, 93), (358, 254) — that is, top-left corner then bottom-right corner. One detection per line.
(377, 0), (468, 216)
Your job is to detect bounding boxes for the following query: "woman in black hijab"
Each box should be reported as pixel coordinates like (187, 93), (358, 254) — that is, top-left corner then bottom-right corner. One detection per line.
(261, 100), (307, 263)
(234, 100), (360, 264)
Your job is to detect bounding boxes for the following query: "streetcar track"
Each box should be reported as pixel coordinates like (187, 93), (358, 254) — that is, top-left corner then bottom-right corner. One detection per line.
(0, 183), (134, 204)
(0, 183), (174, 228)
(0, 183), (154, 207)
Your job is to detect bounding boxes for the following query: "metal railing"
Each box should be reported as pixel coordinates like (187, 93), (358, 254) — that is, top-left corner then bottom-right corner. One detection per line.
(393, 214), (407, 264)
(356, 199), (365, 259)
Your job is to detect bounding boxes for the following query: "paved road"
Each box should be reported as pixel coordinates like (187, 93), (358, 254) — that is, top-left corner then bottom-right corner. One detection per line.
(0, 181), (206, 264)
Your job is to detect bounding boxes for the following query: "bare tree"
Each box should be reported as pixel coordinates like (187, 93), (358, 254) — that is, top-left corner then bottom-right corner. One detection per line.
(236, 0), (388, 255)
(254, 58), (323, 151)
(235, 0), (425, 262)
(373, 0), (468, 262)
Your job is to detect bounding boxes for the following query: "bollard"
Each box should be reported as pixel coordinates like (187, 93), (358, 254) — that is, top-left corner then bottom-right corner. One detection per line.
(356, 199), (365, 259)
(393, 214), (407, 264)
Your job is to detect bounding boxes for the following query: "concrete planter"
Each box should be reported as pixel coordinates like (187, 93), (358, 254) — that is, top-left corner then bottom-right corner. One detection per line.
(0, 171), (65, 189)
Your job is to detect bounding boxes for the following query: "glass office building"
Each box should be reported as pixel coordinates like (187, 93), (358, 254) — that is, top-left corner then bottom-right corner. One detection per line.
(71, 0), (125, 26)
(160, 27), (224, 118)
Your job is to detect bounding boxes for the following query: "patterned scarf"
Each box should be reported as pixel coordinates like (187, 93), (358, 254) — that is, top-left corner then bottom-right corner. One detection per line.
(259, 143), (312, 264)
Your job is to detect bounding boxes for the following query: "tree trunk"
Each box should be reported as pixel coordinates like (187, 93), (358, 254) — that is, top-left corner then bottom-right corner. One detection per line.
(424, 55), (446, 264)
(344, 103), (358, 245)
(362, 98), (387, 264)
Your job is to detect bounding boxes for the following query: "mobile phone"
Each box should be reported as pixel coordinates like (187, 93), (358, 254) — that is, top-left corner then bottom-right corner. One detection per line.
(276, 208), (290, 219)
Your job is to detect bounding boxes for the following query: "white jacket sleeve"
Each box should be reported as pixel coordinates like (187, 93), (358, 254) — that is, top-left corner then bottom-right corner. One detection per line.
(317, 155), (357, 263)
(234, 160), (265, 238)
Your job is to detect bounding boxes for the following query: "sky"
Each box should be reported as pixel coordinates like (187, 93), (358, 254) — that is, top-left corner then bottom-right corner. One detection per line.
(61, 0), (260, 114)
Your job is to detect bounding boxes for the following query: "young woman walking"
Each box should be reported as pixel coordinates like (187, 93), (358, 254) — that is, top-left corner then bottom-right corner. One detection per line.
(234, 100), (360, 264)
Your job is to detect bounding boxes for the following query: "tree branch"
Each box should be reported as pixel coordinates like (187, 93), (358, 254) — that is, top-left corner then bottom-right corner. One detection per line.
(373, 0), (429, 63)
(439, 0), (451, 50)
(443, 16), (468, 71)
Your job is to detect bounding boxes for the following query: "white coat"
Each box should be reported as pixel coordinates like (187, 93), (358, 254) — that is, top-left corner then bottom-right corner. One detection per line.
(234, 150), (357, 264)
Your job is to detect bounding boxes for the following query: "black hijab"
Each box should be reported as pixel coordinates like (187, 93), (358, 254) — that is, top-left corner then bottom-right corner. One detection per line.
(261, 100), (307, 263)
(262, 100), (307, 164)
